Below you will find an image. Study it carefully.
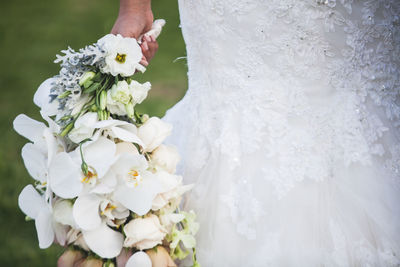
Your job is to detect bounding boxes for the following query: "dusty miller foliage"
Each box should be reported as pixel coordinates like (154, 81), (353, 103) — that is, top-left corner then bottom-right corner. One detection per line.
(49, 43), (107, 121)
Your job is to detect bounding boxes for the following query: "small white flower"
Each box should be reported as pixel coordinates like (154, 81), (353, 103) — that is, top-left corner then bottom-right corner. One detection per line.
(137, 117), (173, 152)
(129, 80), (151, 105)
(111, 80), (131, 105)
(123, 214), (167, 250)
(98, 34), (144, 77)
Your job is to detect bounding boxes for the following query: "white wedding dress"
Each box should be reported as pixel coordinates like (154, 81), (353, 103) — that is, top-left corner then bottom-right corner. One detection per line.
(163, 0), (400, 266)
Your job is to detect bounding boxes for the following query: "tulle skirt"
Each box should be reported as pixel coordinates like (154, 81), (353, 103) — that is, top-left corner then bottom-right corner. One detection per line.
(163, 92), (400, 267)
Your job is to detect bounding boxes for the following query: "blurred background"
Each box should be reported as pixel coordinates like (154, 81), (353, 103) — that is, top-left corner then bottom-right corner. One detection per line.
(0, 0), (187, 265)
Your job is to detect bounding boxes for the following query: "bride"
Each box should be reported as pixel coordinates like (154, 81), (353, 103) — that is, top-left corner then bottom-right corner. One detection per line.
(111, 0), (400, 266)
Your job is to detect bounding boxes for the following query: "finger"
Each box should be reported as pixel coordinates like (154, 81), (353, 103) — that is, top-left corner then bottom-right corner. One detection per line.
(141, 41), (149, 51)
(140, 56), (149, 67)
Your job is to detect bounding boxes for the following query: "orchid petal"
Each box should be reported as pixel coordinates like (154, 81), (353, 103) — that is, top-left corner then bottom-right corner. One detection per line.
(53, 199), (76, 227)
(18, 185), (46, 219)
(111, 125), (144, 146)
(34, 78), (59, 116)
(21, 143), (47, 183)
(91, 170), (117, 194)
(84, 137), (116, 178)
(49, 152), (82, 199)
(13, 114), (46, 143)
(126, 251), (152, 267)
(73, 194), (102, 231)
(83, 223), (124, 259)
(35, 209), (55, 249)
(115, 173), (161, 216)
(112, 153), (148, 176)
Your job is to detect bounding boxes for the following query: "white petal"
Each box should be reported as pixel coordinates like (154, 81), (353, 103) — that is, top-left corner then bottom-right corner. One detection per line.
(126, 251), (152, 267)
(84, 137), (116, 178)
(49, 152), (82, 199)
(21, 143), (47, 183)
(13, 114), (46, 143)
(35, 209), (55, 249)
(91, 170), (117, 194)
(180, 234), (196, 249)
(73, 194), (102, 231)
(112, 153), (148, 176)
(115, 174), (161, 216)
(53, 222), (69, 246)
(110, 126), (144, 146)
(18, 185), (46, 219)
(53, 199), (76, 227)
(34, 78), (59, 116)
(83, 223), (124, 259)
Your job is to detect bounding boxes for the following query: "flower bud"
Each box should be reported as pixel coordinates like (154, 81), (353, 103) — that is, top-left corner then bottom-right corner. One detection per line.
(125, 101), (135, 118)
(100, 90), (107, 110)
(142, 114), (150, 123)
(79, 71), (96, 88)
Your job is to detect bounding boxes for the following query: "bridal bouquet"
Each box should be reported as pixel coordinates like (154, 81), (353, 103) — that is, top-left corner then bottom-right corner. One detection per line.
(13, 20), (200, 267)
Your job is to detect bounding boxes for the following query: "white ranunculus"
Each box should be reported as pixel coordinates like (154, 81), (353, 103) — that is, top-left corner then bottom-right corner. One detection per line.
(107, 89), (128, 116)
(112, 153), (161, 215)
(68, 112), (99, 144)
(111, 80), (131, 105)
(151, 144), (180, 174)
(98, 34), (144, 77)
(137, 117), (173, 152)
(129, 80), (151, 105)
(123, 215), (167, 250)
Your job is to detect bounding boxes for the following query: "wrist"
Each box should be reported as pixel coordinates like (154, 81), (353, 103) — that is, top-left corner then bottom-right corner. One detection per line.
(118, 0), (152, 17)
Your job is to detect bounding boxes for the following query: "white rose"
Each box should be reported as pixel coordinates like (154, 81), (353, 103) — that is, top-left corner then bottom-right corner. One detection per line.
(98, 34), (144, 77)
(151, 171), (185, 211)
(129, 80), (151, 104)
(151, 144), (180, 174)
(137, 117), (172, 152)
(123, 215), (167, 250)
(107, 91), (127, 117)
(68, 112), (98, 143)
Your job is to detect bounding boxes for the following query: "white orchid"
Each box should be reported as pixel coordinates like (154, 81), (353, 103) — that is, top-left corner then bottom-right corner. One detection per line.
(126, 251), (152, 267)
(112, 153), (161, 215)
(14, 114), (63, 201)
(68, 112), (99, 144)
(137, 117), (173, 152)
(98, 34), (144, 77)
(18, 185), (71, 248)
(95, 119), (144, 147)
(72, 193), (128, 258)
(49, 136), (117, 198)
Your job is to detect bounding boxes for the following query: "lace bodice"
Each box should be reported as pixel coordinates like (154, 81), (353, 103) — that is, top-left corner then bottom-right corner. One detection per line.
(164, 1), (400, 263)
(173, 0), (400, 191)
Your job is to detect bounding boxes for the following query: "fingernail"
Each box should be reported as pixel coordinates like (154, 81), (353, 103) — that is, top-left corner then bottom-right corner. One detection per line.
(144, 35), (151, 42)
(142, 41), (148, 50)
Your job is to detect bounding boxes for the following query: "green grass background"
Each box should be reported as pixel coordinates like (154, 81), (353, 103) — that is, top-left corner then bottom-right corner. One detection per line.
(0, 0), (187, 266)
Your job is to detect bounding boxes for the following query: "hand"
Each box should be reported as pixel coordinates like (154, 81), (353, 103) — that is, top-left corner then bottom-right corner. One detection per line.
(140, 34), (159, 66)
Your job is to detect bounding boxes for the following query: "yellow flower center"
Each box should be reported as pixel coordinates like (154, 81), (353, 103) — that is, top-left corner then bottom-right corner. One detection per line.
(128, 170), (142, 187)
(115, 53), (127, 63)
(81, 171), (98, 184)
(101, 203), (116, 216)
